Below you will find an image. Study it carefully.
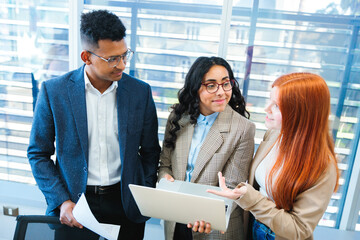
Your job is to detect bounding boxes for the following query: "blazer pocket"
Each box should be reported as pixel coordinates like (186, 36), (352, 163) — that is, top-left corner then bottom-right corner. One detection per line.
(212, 152), (227, 159)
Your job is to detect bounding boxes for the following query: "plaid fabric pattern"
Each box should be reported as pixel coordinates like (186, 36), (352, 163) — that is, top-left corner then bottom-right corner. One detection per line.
(159, 105), (256, 240)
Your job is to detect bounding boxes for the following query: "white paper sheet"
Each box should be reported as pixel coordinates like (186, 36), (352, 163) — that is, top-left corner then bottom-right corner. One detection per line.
(73, 193), (120, 240)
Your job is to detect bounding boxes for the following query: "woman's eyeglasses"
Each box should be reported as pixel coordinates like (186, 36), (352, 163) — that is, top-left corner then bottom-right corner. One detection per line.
(201, 79), (234, 93)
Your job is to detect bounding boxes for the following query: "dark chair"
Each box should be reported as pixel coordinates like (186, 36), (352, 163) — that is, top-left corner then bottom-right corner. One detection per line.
(13, 215), (103, 240)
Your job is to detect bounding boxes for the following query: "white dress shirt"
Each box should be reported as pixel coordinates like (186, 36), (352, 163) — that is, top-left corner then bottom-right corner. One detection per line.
(84, 69), (121, 186)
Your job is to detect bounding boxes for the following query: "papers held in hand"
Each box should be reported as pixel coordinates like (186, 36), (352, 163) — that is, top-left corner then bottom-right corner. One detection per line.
(129, 179), (233, 232)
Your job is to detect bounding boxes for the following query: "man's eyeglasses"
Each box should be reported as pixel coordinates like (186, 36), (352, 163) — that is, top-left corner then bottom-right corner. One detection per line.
(201, 79), (234, 93)
(87, 48), (134, 68)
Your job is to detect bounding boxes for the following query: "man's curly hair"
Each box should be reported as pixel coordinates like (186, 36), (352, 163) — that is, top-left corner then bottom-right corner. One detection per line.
(80, 10), (126, 49)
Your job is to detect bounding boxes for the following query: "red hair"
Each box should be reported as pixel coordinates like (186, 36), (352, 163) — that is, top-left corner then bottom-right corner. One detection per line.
(267, 72), (339, 211)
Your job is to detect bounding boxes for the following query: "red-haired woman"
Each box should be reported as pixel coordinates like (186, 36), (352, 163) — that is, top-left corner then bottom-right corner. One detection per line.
(207, 72), (339, 240)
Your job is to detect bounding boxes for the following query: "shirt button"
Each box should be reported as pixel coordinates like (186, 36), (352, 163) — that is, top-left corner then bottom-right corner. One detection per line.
(77, 193), (82, 198)
(83, 167), (87, 172)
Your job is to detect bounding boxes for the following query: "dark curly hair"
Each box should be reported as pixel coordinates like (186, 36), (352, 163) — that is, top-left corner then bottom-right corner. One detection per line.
(80, 10), (126, 49)
(164, 56), (250, 149)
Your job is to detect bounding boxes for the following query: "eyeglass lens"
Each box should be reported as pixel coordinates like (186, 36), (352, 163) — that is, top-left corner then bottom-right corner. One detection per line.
(206, 80), (233, 93)
(109, 49), (133, 68)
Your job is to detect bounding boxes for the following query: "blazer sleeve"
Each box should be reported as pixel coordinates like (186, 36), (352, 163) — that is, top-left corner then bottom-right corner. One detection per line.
(27, 82), (70, 213)
(158, 113), (175, 180)
(235, 163), (337, 240)
(139, 85), (161, 187)
(221, 118), (255, 215)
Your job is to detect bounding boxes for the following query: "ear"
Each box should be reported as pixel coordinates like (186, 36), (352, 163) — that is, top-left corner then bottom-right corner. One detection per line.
(81, 50), (91, 65)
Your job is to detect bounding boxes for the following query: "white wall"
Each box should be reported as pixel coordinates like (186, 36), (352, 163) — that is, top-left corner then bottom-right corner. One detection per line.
(0, 181), (46, 240)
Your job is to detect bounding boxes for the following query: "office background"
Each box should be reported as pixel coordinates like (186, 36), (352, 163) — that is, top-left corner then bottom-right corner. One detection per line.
(0, 0), (359, 238)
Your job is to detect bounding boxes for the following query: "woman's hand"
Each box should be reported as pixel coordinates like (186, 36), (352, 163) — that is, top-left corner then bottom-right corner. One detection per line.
(163, 174), (174, 182)
(187, 221), (212, 234)
(207, 172), (247, 200)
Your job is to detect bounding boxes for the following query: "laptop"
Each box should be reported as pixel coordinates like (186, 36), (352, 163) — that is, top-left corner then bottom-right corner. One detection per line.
(129, 179), (233, 232)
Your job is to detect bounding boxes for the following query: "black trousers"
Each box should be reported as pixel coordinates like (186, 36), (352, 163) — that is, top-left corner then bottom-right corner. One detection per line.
(55, 187), (145, 240)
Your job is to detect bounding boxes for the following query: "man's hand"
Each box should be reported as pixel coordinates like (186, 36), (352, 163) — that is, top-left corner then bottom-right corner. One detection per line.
(59, 200), (83, 228)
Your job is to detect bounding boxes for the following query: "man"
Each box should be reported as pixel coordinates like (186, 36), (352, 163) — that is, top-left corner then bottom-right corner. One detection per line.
(27, 10), (161, 239)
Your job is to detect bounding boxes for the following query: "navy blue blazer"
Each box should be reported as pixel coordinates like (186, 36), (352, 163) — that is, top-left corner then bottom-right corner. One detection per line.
(27, 65), (161, 223)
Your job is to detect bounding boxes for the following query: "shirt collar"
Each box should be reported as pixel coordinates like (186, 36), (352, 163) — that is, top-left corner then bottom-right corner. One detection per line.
(84, 68), (118, 92)
(197, 112), (219, 125)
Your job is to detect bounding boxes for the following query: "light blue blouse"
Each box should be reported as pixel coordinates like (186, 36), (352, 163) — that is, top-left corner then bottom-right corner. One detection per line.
(185, 112), (219, 182)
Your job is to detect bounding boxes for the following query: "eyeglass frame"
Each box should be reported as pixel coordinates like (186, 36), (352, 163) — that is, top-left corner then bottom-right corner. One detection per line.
(87, 48), (134, 68)
(201, 79), (235, 93)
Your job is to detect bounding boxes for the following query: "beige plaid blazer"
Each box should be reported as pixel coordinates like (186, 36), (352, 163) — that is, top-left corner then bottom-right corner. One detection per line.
(158, 105), (256, 240)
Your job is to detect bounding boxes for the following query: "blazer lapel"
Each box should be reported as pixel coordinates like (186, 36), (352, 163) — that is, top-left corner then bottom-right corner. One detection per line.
(190, 106), (232, 183)
(67, 66), (88, 162)
(116, 77), (130, 167)
(174, 115), (193, 181)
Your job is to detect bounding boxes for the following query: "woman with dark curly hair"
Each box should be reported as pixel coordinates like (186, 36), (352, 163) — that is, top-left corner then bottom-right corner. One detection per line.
(158, 56), (256, 240)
